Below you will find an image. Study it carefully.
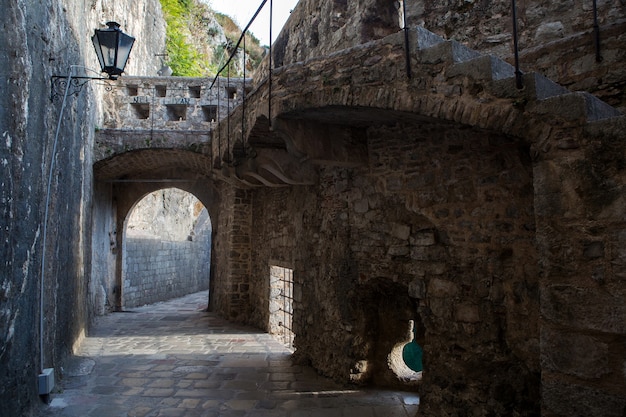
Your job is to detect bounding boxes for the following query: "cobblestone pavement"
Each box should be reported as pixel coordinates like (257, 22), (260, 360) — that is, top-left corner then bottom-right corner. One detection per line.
(36, 291), (420, 417)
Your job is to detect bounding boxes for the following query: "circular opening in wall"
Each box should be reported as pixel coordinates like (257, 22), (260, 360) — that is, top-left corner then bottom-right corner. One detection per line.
(388, 320), (423, 383)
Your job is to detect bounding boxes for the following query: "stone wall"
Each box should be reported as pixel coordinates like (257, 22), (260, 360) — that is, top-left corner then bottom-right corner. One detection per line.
(258, 0), (625, 110)
(411, 1), (626, 111)
(244, 116), (540, 413)
(0, 0), (164, 415)
(100, 76), (250, 132)
(534, 117), (626, 417)
(211, 185), (253, 321)
(123, 237), (210, 308)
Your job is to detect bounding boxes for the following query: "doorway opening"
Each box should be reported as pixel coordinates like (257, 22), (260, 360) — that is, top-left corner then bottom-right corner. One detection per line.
(269, 265), (295, 350)
(122, 188), (211, 308)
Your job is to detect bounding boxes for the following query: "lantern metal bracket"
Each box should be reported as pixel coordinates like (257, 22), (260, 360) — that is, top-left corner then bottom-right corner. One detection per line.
(50, 75), (111, 102)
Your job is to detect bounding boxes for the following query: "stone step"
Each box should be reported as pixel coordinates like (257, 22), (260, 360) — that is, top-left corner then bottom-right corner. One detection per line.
(413, 25), (623, 123)
(415, 26), (480, 64)
(414, 26), (445, 50)
(489, 72), (570, 101)
(531, 91), (623, 122)
(447, 54), (515, 81)
(585, 112), (626, 136)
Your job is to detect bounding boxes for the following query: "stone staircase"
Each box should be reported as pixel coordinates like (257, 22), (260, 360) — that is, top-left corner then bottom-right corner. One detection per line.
(414, 26), (623, 123)
(220, 25), (624, 189)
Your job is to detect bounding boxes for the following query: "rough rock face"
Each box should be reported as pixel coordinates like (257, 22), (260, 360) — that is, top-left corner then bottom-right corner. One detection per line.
(126, 188), (205, 241)
(0, 1), (164, 415)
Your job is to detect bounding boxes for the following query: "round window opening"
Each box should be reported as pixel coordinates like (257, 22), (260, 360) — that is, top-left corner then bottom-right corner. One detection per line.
(388, 320), (423, 383)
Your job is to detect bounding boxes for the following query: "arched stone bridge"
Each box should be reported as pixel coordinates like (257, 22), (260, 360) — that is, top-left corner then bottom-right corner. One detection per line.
(214, 26), (622, 188)
(95, 26), (621, 187)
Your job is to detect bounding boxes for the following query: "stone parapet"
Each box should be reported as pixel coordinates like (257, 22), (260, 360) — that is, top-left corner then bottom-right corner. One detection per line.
(100, 76), (250, 131)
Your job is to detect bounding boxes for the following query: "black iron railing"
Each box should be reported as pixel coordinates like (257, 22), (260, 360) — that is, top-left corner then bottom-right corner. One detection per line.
(209, 0), (273, 166)
(210, 0), (609, 164)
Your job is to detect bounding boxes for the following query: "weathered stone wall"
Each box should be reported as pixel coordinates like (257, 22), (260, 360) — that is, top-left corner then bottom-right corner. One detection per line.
(259, 0), (625, 109)
(245, 116), (540, 413)
(220, 17), (625, 415)
(535, 117), (626, 417)
(0, 0), (164, 415)
(413, 1), (626, 111)
(211, 185), (253, 322)
(90, 182), (118, 316)
(123, 237), (210, 308)
(248, 186), (311, 329)
(100, 76), (250, 132)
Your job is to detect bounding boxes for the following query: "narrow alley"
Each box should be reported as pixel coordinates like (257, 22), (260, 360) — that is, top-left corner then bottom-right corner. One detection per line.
(36, 291), (420, 417)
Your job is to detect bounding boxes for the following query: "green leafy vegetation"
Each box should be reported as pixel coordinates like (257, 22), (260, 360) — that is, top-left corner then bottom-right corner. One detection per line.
(159, 0), (264, 77)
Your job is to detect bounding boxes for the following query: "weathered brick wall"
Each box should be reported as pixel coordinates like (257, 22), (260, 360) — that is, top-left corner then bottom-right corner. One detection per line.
(212, 185), (253, 322)
(123, 238), (210, 308)
(244, 117), (540, 414)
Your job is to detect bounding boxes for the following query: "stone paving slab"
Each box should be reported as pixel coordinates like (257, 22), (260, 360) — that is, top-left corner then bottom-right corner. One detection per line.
(35, 291), (419, 417)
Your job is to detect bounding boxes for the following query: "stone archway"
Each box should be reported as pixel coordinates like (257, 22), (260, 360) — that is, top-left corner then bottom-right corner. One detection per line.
(121, 187), (212, 308)
(91, 148), (222, 314)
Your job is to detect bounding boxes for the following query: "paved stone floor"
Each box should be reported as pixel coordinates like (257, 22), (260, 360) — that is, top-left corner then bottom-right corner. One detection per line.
(37, 291), (420, 417)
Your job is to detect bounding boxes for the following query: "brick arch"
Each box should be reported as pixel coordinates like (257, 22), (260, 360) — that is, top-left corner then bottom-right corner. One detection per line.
(106, 179), (221, 311)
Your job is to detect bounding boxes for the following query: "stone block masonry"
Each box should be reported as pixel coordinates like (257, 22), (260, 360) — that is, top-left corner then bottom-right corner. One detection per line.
(241, 115), (541, 413)
(123, 238), (210, 308)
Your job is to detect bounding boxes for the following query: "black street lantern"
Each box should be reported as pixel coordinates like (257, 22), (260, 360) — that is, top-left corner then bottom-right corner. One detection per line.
(92, 21), (135, 80)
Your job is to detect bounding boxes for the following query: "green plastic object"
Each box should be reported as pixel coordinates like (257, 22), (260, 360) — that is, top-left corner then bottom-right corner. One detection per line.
(402, 325), (423, 372)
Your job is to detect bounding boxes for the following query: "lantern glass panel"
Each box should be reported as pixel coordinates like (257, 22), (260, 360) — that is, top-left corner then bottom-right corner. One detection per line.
(96, 31), (119, 69)
(116, 33), (135, 71)
(91, 33), (105, 72)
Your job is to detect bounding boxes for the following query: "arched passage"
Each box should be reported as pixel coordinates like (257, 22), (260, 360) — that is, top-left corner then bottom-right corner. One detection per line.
(121, 187), (212, 308)
(91, 148), (222, 314)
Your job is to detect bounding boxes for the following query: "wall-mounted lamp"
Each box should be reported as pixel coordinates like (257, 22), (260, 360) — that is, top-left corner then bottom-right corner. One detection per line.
(50, 21), (135, 101)
(92, 21), (135, 80)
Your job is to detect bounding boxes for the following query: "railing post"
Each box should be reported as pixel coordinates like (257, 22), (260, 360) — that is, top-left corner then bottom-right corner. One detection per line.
(593, 0), (602, 62)
(511, 0), (523, 89)
(242, 35), (246, 146)
(268, 0), (273, 128)
(402, 0), (412, 79)
(226, 65), (231, 164)
(217, 76), (221, 164)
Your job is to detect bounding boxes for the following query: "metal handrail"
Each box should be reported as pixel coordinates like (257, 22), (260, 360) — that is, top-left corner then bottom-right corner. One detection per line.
(402, 0), (411, 79)
(593, 0), (603, 62)
(511, 0), (523, 89)
(209, 0), (273, 164)
(209, 0), (269, 90)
